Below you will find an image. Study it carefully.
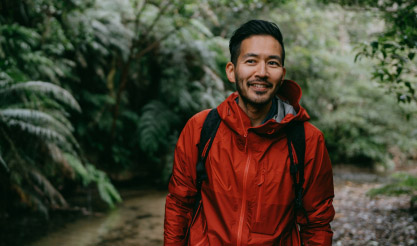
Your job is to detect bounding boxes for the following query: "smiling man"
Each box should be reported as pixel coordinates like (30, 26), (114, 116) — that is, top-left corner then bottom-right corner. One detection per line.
(164, 20), (335, 245)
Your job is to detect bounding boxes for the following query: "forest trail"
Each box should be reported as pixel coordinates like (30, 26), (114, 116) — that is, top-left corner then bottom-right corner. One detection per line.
(31, 166), (416, 246)
(332, 166), (416, 246)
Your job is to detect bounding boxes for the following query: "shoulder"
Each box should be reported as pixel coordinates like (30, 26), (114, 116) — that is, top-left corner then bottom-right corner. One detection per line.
(186, 109), (212, 129)
(303, 121), (325, 143)
(180, 109), (212, 139)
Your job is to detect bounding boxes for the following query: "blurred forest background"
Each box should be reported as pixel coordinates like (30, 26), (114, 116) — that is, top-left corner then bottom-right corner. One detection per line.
(0, 0), (416, 245)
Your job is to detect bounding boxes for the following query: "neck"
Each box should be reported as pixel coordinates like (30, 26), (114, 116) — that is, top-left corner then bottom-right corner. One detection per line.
(238, 97), (272, 127)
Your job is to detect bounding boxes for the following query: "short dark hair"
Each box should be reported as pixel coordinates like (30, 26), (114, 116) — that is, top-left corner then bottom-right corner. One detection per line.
(229, 20), (285, 66)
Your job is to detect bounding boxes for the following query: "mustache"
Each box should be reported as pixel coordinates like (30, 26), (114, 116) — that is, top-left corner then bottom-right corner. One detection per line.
(247, 78), (273, 87)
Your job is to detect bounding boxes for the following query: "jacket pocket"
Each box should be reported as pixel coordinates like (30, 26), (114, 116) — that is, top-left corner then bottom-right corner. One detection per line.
(251, 204), (281, 235)
(251, 167), (281, 235)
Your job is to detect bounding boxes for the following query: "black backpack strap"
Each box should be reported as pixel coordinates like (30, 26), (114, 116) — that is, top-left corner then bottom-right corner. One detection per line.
(191, 108), (221, 223)
(286, 121), (309, 224)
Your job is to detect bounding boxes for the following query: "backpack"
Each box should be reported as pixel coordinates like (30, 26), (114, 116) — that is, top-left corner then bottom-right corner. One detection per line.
(189, 108), (309, 237)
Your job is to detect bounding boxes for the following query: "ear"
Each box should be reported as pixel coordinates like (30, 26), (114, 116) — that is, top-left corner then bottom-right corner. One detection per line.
(280, 67), (287, 86)
(226, 62), (236, 83)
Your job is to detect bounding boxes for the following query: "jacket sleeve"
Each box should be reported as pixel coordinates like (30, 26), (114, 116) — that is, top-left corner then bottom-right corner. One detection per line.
(297, 128), (335, 246)
(164, 113), (204, 246)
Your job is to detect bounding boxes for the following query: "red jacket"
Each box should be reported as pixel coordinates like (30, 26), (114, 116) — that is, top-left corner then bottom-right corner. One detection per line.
(164, 80), (335, 246)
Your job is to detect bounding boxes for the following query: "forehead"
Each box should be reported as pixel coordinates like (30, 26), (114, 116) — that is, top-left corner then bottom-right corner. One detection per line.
(239, 35), (283, 58)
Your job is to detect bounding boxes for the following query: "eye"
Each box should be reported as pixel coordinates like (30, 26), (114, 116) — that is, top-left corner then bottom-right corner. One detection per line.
(268, 61), (280, 67)
(245, 59), (256, 64)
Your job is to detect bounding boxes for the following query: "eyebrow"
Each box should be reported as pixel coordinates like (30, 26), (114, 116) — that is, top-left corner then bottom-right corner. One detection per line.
(242, 53), (282, 61)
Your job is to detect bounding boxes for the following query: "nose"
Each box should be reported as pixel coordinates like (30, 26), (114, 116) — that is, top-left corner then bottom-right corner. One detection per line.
(255, 62), (267, 78)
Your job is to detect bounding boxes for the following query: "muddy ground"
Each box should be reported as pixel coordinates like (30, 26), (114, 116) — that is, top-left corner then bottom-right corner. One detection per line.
(30, 166), (417, 246)
(89, 166), (417, 246)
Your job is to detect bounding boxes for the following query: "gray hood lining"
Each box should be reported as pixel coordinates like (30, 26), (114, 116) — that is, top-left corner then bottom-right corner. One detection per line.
(273, 96), (297, 123)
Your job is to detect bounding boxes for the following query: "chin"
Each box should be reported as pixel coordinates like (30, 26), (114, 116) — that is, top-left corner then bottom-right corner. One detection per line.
(247, 96), (273, 107)
(252, 93), (274, 103)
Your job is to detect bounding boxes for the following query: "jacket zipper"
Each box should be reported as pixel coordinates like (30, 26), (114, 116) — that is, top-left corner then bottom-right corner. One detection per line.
(237, 151), (251, 246)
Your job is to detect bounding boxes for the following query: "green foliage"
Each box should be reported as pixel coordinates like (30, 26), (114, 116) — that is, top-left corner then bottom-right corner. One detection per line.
(0, 20), (74, 84)
(2, 0), (417, 222)
(0, 39), (120, 216)
(1, 0), (284, 217)
(368, 172), (417, 208)
(271, 0), (417, 167)
(321, 0), (417, 103)
(0, 79), (77, 216)
(0, 78), (121, 214)
(368, 172), (417, 197)
(63, 153), (90, 186)
(64, 153), (121, 208)
(0, 81), (81, 112)
(52, 0), (279, 175)
(138, 100), (180, 155)
(92, 164), (122, 208)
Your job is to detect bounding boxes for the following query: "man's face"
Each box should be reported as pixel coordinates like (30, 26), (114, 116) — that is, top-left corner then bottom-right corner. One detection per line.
(226, 35), (286, 108)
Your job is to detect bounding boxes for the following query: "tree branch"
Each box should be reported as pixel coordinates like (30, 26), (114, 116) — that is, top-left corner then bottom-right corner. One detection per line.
(110, 1), (177, 138)
(135, 26), (181, 59)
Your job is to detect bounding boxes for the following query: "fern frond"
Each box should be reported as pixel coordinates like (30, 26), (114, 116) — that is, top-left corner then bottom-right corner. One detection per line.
(0, 23), (41, 48)
(86, 163), (122, 208)
(0, 109), (75, 139)
(28, 169), (68, 208)
(0, 102), (76, 137)
(63, 153), (91, 186)
(2, 118), (66, 144)
(0, 72), (12, 80)
(178, 88), (200, 111)
(138, 100), (179, 154)
(0, 152), (9, 173)
(63, 153), (121, 207)
(0, 72), (13, 86)
(0, 81), (81, 112)
(42, 109), (74, 132)
(45, 143), (75, 179)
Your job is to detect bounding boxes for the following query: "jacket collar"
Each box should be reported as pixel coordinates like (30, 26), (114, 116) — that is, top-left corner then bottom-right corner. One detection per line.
(217, 80), (310, 136)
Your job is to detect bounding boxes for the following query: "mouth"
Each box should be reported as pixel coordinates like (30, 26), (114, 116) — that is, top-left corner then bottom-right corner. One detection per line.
(250, 84), (270, 88)
(247, 81), (272, 92)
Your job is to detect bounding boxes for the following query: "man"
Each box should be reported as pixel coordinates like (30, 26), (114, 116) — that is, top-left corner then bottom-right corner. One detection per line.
(164, 20), (335, 245)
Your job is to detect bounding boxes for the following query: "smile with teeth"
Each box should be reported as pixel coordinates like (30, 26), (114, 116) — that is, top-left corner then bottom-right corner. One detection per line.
(248, 82), (271, 90)
(252, 84), (268, 88)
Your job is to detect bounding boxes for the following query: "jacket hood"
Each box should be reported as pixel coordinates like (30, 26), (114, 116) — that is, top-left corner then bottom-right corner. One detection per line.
(217, 79), (310, 136)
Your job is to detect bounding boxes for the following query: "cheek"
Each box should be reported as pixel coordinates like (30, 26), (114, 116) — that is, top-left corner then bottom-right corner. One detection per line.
(236, 67), (254, 80)
(272, 71), (285, 83)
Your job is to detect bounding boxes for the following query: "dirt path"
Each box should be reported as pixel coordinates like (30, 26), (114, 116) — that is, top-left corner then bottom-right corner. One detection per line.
(33, 166), (417, 246)
(332, 167), (416, 246)
(94, 190), (166, 246)
(99, 167), (416, 245)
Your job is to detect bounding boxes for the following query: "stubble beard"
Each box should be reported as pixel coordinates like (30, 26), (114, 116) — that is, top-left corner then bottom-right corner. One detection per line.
(235, 76), (277, 108)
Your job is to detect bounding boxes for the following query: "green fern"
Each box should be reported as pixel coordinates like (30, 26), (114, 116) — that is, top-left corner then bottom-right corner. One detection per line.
(0, 81), (81, 112)
(63, 152), (122, 208)
(3, 118), (67, 143)
(138, 100), (180, 155)
(87, 163), (122, 208)
(0, 109), (74, 137)
(368, 173), (417, 197)
(28, 169), (69, 208)
(0, 79), (120, 212)
(0, 150), (8, 173)
(63, 153), (91, 186)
